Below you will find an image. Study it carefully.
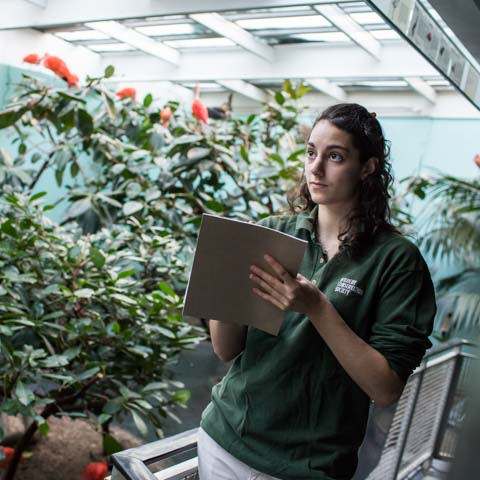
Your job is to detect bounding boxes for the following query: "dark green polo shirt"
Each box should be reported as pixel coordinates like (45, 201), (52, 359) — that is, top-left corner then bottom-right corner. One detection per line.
(201, 207), (436, 480)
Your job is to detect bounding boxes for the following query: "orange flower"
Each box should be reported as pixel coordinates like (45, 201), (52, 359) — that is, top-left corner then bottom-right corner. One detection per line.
(160, 106), (172, 127)
(116, 87), (136, 101)
(192, 84), (208, 124)
(43, 55), (79, 88)
(81, 461), (108, 480)
(66, 73), (79, 88)
(23, 53), (41, 65)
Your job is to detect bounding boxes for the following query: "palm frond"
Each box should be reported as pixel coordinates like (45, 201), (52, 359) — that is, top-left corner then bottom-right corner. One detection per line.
(406, 174), (480, 266)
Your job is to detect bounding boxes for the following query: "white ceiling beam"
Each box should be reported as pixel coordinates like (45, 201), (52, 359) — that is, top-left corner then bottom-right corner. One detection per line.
(102, 42), (439, 83)
(24, 0), (47, 7)
(0, 28), (102, 80)
(314, 4), (381, 60)
(217, 80), (268, 103)
(85, 21), (180, 66)
(405, 77), (437, 104)
(190, 13), (275, 63)
(0, 0), (341, 30)
(307, 78), (347, 102)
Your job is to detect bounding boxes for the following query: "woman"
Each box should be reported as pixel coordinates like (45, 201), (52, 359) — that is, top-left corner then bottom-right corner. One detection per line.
(198, 103), (436, 479)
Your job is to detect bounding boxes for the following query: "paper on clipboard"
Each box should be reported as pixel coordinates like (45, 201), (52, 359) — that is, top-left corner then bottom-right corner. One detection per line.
(183, 214), (308, 336)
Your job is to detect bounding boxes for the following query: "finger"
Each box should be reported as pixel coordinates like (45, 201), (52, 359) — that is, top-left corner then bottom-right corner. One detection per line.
(264, 254), (295, 286)
(250, 265), (287, 292)
(250, 273), (290, 305)
(296, 273), (311, 284)
(252, 287), (287, 311)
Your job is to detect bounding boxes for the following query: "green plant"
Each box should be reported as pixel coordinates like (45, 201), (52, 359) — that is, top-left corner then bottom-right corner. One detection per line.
(0, 67), (311, 478)
(405, 173), (480, 340)
(0, 189), (203, 479)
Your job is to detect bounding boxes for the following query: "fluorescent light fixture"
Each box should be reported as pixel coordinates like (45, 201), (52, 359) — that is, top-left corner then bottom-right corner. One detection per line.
(349, 12), (384, 25)
(369, 29), (401, 40)
(55, 30), (111, 41)
(236, 15), (331, 29)
(164, 37), (235, 48)
(293, 32), (350, 42)
(135, 24), (196, 36)
(88, 43), (136, 52)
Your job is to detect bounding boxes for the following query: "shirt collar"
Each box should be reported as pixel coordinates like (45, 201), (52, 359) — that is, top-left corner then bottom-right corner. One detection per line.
(295, 205), (318, 240)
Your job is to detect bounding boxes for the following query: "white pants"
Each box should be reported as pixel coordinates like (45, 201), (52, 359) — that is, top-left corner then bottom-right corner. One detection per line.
(197, 427), (281, 480)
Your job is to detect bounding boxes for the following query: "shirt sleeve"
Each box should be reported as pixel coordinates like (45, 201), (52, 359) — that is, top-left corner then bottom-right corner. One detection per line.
(368, 260), (437, 383)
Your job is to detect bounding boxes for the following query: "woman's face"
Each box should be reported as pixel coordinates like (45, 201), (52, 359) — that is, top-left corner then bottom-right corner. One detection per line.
(306, 120), (367, 208)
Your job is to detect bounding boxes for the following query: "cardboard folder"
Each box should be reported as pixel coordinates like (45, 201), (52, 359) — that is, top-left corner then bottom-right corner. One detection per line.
(183, 214), (308, 335)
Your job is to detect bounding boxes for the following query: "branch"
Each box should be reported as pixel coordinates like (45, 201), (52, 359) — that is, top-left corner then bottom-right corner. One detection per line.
(1, 374), (101, 480)
(28, 150), (54, 191)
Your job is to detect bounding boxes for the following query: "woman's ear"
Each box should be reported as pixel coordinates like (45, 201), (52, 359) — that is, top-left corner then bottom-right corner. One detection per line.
(361, 157), (378, 180)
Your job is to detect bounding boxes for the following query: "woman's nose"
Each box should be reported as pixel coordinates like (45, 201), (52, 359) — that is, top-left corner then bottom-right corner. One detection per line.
(310, 155), (325, 175)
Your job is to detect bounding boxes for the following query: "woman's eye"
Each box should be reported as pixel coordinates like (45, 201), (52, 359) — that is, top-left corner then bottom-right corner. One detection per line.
(306, 150), (316, 160)
(329, 152), (343, 162)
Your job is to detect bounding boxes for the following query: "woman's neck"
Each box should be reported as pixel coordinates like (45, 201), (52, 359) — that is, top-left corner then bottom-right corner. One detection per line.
(316, 202), (355, 243)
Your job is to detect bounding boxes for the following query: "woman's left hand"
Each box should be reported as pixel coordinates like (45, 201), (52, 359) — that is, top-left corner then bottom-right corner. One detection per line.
(250, 254), (327, 317)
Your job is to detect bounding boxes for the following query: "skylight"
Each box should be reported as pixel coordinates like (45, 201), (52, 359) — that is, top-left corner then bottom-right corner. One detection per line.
(427, 79), (451, 86)
(369, 29), (401, 40)
(236, 15), (331, 30)
(135, 24), (196, 36)
(55, 30), (111, 41)
(349, 12), (384, 25)
(88, 43), (136, 52)
(164, 38), (235, 48)
(293, 32), (350, 42)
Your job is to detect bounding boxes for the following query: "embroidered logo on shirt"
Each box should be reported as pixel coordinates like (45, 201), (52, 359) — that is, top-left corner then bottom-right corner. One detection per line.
(334, 277), (364, 297)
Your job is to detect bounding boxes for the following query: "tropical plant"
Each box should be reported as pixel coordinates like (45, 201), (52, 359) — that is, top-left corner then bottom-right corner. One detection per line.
(0, 65), (312, 479)
(405, 172), (480, 340)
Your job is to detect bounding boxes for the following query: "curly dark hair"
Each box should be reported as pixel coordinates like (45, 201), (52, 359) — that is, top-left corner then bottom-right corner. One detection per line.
(288, 103), (398, 256)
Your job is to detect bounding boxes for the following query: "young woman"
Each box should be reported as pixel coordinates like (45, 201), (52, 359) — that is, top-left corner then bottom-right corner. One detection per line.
(198, 103), (436, 480)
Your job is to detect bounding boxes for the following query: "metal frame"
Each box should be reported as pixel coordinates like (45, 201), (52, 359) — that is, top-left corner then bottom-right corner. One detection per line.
(110, 339), (477, 480)
(112, 429), (198, 480)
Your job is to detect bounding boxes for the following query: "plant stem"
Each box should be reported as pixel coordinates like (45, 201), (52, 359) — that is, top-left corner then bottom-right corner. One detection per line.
(1, 420), (38, 480)
(1, 375), (100, 480)
(29, 151), (54, 191)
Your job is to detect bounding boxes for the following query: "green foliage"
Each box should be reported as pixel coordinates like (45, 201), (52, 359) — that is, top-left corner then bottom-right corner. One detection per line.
(0, 190), (202, 441)
(0, 71), (311, 464)
(405, 174), (480, 340)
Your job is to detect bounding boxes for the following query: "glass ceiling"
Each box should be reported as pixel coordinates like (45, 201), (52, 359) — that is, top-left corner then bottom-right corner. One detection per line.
(38, 1), (453, 93)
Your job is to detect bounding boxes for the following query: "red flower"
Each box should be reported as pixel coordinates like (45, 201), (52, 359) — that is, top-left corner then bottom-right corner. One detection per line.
(81, 461), (108, 480)
(66, 73), (79, 88)
(160, 106), (172, 127)
(43, 55), (79, 88)
(23, 53), (41, 64)
(475, 154), (480, 168)
(0, 447), (26, 469)
(192, 84), (208, 124)
(116, 87), (136, 101)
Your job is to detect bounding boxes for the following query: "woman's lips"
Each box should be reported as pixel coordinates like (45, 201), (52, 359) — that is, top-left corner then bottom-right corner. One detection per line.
(310, 182), (328, 188)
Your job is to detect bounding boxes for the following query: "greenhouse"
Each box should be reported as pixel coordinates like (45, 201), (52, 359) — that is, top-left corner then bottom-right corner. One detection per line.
(0, 1), (479, 479)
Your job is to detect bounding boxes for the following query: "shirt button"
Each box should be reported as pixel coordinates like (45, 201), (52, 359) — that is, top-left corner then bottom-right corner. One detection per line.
(312, 279), (317, 285)
(319, 257), (325, 264)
